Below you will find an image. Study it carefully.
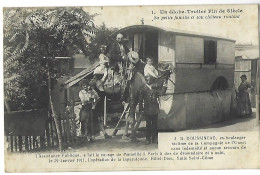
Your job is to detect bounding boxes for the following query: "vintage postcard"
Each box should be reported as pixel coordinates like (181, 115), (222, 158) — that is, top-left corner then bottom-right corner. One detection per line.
(3, 4), (260, 172)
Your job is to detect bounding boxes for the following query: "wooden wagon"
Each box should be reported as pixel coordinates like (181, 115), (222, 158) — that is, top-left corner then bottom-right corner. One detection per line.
(112, 24), (236, 131)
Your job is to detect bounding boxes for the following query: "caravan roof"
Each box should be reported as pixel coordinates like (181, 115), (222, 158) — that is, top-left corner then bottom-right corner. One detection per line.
(112, 25), (235, 42)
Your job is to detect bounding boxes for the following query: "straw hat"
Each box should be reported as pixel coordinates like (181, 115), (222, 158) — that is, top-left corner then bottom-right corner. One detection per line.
(128, 51), (139, 64)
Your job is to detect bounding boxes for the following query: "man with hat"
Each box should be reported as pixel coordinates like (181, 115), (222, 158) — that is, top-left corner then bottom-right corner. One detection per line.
(79, 79), (100, 142)
(122, 51), (144, 142)
(108, 33), (130, 72)
(236, 74), (252, 117)
(141, 75), (159, 144)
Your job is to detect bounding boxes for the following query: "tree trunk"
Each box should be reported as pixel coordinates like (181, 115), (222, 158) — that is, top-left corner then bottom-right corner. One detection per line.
(4, 100), (11, 112)
(47, 68), (63, 151)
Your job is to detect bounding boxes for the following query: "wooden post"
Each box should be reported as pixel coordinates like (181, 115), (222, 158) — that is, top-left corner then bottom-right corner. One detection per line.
(18, 136), (22, 152)
(40, 135), (45, 149)
(14, 136), (18, 152)
(65, 107), (71, 145)
(255, 60), (259, 123)
(45, 122), (51, 147)
(50, 120), (55, 147)
(71, 87), (77, 142)
(48, 67), (63, 151)
(25, 136), (29, 151)
(10, 136), (14, 152)
(104, 96), (107, 127)
(29, 136), (32, 150)
(58, 117), (64, 144)
(33, 136), (37, 149)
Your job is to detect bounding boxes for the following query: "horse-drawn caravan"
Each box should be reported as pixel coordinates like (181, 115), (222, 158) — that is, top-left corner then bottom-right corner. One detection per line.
(112, 24), (236, 131)
(64, 24), (236, 132)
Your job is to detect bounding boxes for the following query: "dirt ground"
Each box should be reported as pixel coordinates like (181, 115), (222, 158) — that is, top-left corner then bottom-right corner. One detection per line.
(67, 109), (259, 153)
(69, 121), (158, 152)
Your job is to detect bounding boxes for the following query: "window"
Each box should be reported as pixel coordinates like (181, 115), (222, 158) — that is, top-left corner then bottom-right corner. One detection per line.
(204, 40), (217, 64)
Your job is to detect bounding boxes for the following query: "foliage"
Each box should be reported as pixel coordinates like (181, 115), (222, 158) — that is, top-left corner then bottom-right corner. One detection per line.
(87, 23), (118, 61)
(4, 7), (97, 111)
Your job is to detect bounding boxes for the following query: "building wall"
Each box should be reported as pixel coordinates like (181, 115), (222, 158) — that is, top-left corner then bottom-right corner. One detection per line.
(217, 40), (235, 64)
(174, 67), (234, 93)
(175, 35), (204, 63)
(234, 59), (251, 89)
(173, 35), (235, 93)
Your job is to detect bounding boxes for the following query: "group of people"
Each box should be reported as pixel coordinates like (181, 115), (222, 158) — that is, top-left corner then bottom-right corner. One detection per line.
(78, 33), (161, 145)
(77, 33), (253, 145)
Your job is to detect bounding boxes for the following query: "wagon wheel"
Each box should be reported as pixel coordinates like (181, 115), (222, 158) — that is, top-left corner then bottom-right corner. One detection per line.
(160, 78), (175, 101)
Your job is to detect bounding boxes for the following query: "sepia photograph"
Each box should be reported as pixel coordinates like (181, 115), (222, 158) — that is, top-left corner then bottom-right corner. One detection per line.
(2, 2), (259, 172)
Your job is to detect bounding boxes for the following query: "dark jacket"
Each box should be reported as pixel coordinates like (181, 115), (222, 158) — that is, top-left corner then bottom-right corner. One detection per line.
(108, 41), (130, 63)
(141, 84), (160, 115)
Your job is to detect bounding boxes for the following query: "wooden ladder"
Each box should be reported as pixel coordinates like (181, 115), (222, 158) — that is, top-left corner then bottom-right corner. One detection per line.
(112, 103), (130, 136)
(112, 103), (143, 137)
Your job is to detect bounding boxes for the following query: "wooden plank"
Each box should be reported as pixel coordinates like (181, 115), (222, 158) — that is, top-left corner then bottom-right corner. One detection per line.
(113, 104), (129, 136)
(50, 120), (55, 146)
(62, 119), (67, 144)
(14, 136), (18, 152)
(104, 96), (107, 127)
(29, 136), (32, 150)
(18, 136), (22, 152)
(45, 122), (51, 147)
(25, 136), (29, 151)
(65, 113), (71, 145)
(33, 136), (37, 149)
(10, 136), (14, 152)
(71, 87), (77, 143)
(40, 135), (45, 149)
(58, 117), (64, 144)
(52, 120), (58, 146)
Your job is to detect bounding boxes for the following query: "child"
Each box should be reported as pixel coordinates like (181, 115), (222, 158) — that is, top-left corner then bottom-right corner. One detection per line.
(99, 45), (109, 64)
(144, 57), (159, 78)
(98, 45), (110, 72)
(79, 79), (100, 142)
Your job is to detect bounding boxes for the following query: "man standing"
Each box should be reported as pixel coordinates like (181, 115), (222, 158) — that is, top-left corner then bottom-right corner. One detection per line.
(121, 51), (144, 142)
(141, 75), (159, 145)
(108, 33), (130, 72)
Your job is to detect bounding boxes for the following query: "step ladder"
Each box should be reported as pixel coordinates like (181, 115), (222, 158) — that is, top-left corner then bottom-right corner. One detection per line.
(112, 103), (130, 136)
(112, 103), (143, 137)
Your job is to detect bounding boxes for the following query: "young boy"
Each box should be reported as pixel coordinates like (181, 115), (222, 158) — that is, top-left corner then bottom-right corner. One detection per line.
(79, 79), (100, 142)
(144, 57), (159, 78)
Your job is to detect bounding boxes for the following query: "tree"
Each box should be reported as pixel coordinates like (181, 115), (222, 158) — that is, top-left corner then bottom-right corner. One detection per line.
(87, 22), (118, 61)
(4, 7), (97, 110)
(3, 7), (97, 150)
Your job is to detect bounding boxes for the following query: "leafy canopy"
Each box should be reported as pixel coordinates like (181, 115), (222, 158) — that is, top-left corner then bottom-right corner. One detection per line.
(4, 7), (97, 110)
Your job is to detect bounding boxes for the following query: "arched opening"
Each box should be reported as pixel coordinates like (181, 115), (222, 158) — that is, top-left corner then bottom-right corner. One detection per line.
(210, 76), (229, 91)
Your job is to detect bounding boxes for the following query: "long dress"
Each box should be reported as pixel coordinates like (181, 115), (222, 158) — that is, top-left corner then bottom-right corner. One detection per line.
(237, 80), (252, 116)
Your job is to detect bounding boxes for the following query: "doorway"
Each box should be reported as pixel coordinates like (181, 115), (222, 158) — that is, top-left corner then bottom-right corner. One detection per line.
(133, 30), (158, 64)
